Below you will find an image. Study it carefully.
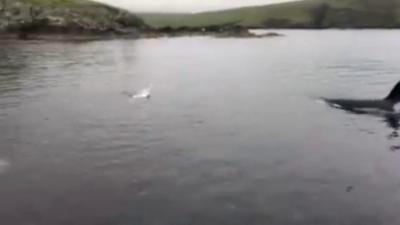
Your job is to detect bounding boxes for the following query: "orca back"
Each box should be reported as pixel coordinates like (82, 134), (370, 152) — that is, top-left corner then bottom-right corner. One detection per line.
(385, 81), (400, 101)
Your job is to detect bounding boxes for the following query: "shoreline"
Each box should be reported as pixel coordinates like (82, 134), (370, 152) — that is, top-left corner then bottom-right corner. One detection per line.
(0, 28), (283, 41)
(3, 28), (400, 42)
(0, 32), (141, 42)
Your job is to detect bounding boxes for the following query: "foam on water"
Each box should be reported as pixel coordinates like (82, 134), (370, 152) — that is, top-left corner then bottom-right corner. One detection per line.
(128, 84), (153, 101)
(132, 87), (151, 99)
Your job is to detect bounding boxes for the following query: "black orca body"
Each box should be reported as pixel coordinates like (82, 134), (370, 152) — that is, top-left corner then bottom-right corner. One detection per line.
(325, 81), (400, 113)
(325, 99), (394, 112)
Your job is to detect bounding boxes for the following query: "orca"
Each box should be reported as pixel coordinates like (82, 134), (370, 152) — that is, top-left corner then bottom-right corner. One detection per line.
(324, 81), (400, 114)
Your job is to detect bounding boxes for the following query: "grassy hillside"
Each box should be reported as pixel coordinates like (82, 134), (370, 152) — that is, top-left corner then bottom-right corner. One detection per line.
(139, 0), (400, 28)
(0, 0), (147, 36)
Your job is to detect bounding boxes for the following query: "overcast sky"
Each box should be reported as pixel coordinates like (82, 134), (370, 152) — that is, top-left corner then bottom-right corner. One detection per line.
(95, 0), (294, 13)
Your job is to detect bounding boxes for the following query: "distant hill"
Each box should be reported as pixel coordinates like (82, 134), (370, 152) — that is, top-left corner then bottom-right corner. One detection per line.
(138, 0), (400, 28)
(0, 0), (147, 37)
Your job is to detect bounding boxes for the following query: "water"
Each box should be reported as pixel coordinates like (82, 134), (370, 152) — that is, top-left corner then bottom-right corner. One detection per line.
(1, 30), (400, 225)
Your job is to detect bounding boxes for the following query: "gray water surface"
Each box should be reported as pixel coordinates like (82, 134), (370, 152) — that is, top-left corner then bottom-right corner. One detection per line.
(1, 30), (400, 225)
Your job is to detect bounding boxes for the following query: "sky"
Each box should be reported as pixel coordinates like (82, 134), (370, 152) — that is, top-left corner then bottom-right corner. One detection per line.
(95, 0), (294, 13)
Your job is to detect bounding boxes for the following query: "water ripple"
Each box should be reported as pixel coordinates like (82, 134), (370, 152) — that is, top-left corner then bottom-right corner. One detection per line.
(0, 159), (10, 174)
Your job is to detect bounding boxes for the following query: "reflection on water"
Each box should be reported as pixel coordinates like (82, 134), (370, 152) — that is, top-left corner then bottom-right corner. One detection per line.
(2, 31), (400, 225)
(383, 115), (400, 151)
(324, 99), (400, 150)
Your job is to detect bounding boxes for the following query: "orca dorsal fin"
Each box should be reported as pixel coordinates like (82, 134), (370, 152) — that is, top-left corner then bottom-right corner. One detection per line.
(385, 80), (400, 101)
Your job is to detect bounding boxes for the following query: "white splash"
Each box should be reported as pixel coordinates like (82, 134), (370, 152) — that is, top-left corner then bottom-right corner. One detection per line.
(133, 84), (153, 99)
(123, 84), (153, 101)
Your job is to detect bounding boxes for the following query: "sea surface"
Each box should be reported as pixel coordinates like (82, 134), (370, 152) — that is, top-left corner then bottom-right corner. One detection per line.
(1, 30), (400, 225)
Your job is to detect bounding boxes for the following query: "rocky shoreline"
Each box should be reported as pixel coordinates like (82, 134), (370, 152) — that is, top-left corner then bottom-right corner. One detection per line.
(0, 0), (146, 40)
(141, 25), (283, 39)
(0, 26), (283, 41)
(0, 1), (283, 41)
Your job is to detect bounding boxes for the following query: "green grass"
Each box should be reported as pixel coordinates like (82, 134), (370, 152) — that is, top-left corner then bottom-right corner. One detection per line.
(138, 0), (400, 28)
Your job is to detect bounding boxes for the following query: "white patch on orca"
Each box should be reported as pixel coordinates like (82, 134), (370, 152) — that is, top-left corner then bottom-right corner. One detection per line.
(318, 98), (341, 108)
(330, 103), (342, 109)
(394, 103), (400, 113)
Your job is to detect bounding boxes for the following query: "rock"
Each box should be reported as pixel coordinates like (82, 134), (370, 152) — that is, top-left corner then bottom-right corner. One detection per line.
(346, 186), (354, 192)
(264, 32), (284, 37)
